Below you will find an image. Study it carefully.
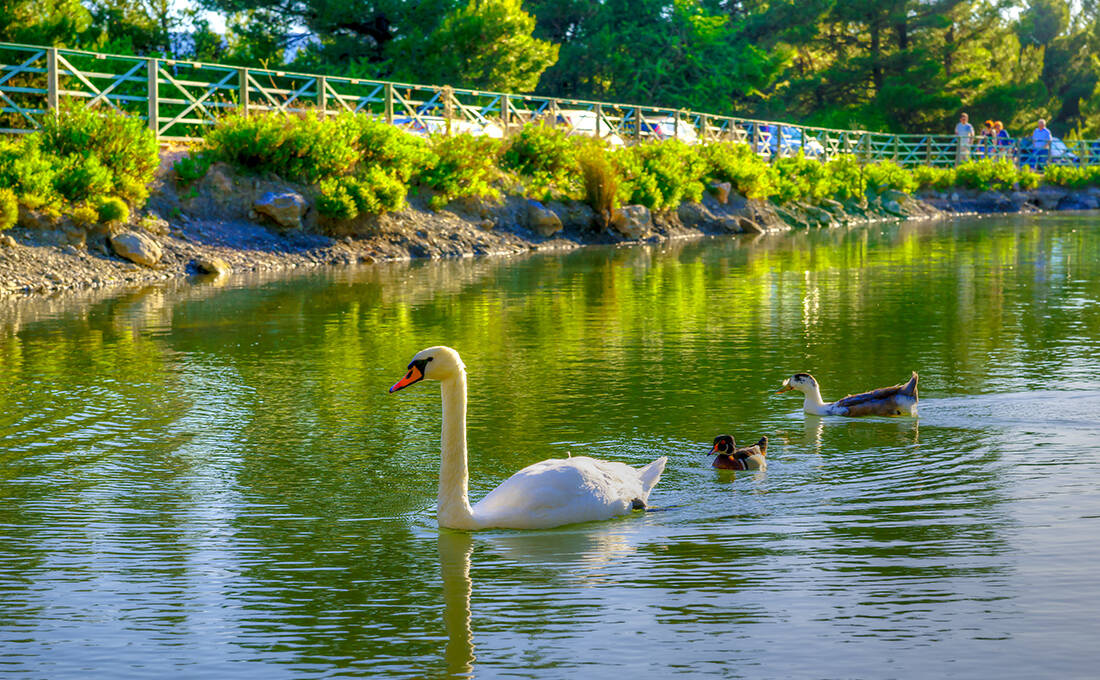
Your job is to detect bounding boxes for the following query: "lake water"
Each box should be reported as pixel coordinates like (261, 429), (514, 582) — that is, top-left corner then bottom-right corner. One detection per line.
(2, 213), (1100, 678)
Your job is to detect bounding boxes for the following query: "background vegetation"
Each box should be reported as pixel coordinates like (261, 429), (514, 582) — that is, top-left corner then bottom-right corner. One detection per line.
(5, 0), (1099, 137)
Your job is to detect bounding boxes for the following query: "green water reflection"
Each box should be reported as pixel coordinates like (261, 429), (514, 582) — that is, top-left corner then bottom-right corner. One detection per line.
(2, 213), (1100, 678)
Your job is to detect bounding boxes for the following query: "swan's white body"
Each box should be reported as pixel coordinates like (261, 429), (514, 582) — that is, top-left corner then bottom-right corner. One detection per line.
(394, 346), (666, 530)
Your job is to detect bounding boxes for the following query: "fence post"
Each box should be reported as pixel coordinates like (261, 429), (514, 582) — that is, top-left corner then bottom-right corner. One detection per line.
(925, 136), (932, 166)
(634, 106), (642, 143)
(502, 94), (512, 138)
(147, 58), (159, 137)
(46, 47), (59, 117)
(701, 114), (709, 142)
(893, 135), (900, 162)
(862, 134), (871, 163)
(674, 109), (681, 141)
(318, 76), (327, 114)
(384, 83), (394, 124)
(752, 123), (761, 157)
(775, 125), (784, 163)
(238, 67), (250, 117)
(594, 103), (603, 140)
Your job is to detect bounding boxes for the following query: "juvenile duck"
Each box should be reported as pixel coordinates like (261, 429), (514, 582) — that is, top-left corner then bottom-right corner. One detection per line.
(776, 372), (918, 416)
(709, 435), (768, 471)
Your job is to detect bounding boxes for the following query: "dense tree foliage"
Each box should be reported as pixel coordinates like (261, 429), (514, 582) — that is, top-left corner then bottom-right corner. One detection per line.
(6, 0), (1100, 135)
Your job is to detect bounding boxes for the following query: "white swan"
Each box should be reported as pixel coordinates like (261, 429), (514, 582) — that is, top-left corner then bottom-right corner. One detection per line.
(389, 346), (667, 530)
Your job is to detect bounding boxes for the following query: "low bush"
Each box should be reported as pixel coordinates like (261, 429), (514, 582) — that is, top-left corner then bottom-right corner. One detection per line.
(1017, 166), (1042, 190)
(616, 140), (706, 211)
(577, 144), (619, 227)
(1041, 164), (1100, 189)
(0, 187), (16, 231)
(205, 111), (359, 184)
(419, 135), (503, 210)
(54, 154), (114, 203)
(344, 114), (434, 184)
(954, 159), (1017, 192)
(174, 153), (214, 184)
(912, 165), (956, 191)
(773, 152), (830, 203)
(501, 122), (579, 197)
(701, 142), (776, 200)
(863, 160), (917, 194)
(97, 196), (130, 224)
(825, 155), (865, 200)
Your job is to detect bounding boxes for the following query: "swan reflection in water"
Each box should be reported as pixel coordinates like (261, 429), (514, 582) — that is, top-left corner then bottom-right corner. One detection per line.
(439, 531), (476, 678)
(436, 524), (643, 676)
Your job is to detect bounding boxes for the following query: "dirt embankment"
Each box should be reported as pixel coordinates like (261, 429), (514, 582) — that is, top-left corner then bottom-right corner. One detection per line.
(1, 152), (1094, 299)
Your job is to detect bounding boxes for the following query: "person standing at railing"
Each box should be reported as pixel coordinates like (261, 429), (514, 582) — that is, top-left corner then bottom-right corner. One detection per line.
(994, 121), (1010, 161)
(979, 120), (994, 158)
(1031, 119), (1052, 169)
(955, 113), (974, 164)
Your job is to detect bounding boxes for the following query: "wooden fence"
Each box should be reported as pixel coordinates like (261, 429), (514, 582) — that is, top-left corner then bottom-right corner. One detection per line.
(1, 41), (1095, 169)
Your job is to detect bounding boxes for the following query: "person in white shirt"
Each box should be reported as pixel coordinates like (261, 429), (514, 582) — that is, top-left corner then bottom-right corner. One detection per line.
(955, 113), (974, 164)
(1031, 119), (1052, 169)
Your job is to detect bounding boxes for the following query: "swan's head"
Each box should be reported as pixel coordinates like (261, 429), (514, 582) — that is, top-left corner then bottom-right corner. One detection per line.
(776, 372), (818, 395)
(710, 435), (736, 455)
(389, 346), (466, 392)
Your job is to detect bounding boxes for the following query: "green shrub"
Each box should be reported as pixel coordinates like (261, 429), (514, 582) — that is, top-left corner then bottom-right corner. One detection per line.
(912, 165), (956, 191)
(0, 187), (16, 231)
(825, 155), (865, 200)
(70, 202), (98, 227)
(40, 106), (158, 204)
(577, 145), (620, 227)
(1042, 164), (1087, 188)
(174, 153), (214, 183)
(97, 196), (130, 224)
(316, 177), (359, 219)
(701, 142), (776, 199)
(615, 140), (706, 211)
(1017, 166), (1041, 190)
(863, 160), (916, 194)
(343, 113), (434, 184)
(420, 134), (502, 210)
(501, 122), (578, 196)
(955, 159), (1017, 192)
(0, 136), (60, 210)
(773, 152), (829, 203)
(205, 111), (359, 184)
(317, 167), (408, 219)
(54, 154), (114, 202)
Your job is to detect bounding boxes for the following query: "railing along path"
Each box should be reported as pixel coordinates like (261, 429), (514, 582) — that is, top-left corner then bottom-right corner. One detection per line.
(1, 42), (1094, 169)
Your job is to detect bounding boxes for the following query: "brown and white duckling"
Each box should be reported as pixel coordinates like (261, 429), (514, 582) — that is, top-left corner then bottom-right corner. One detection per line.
(709, 435), (768, 471)
(776, 372), (918, 416)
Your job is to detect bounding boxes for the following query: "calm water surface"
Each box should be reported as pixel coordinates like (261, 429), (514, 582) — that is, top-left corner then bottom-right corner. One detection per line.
(2, 213), (1100, 678)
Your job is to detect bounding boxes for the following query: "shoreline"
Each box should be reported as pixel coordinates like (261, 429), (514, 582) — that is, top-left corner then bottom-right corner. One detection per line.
(0, 164), (1096, 300)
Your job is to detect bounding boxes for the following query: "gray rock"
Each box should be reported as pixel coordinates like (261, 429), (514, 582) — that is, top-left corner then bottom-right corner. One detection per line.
(526, 200), (563, 237)
(1034, 186), (1068, 211)
(193, 256), (232, 277)
(677, 202), (715, 229)
(110, 230), (163, 267)
(610, 205), (651, 239)
(254, 192), (308, 229)
(881, 199), (905, 217)
(0, 234), (16, 248)
(707, 181), (732, 204)
(478, 218), (494, 230)
(737, 216), (764, 234)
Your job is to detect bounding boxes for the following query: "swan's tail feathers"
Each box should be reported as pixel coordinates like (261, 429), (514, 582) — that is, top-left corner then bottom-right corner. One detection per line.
(638, 456), (667, 498)
(902, 372), (919, 398)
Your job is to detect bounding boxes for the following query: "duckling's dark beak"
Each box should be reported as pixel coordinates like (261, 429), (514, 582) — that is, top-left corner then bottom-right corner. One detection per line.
(709, 442), (720, 454)
(390, 364), (424, 393)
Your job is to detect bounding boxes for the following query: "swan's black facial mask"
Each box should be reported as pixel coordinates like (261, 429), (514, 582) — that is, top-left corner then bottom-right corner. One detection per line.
(390, 358), (432, 393)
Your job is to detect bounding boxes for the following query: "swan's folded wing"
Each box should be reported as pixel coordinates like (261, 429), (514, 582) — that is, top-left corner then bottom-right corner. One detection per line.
(472, 457), (643, 528)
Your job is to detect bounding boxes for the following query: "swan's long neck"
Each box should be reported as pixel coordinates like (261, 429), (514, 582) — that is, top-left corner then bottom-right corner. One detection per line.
(438, 371), (478, 530)
(800, 384), (830, 415)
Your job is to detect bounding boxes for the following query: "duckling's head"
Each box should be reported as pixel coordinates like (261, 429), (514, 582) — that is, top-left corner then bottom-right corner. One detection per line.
(776, 372), (818, 395)
(709, 435), (746, 470)
(390, 346), (466, 392)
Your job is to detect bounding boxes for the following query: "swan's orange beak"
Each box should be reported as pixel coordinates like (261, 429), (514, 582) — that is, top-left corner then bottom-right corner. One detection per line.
(775, 381), (793, 394)
(390, 364), (424, 393)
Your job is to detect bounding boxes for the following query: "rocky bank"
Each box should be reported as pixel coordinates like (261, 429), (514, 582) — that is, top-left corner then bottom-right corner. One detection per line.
(1, 155), (1096, 299)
